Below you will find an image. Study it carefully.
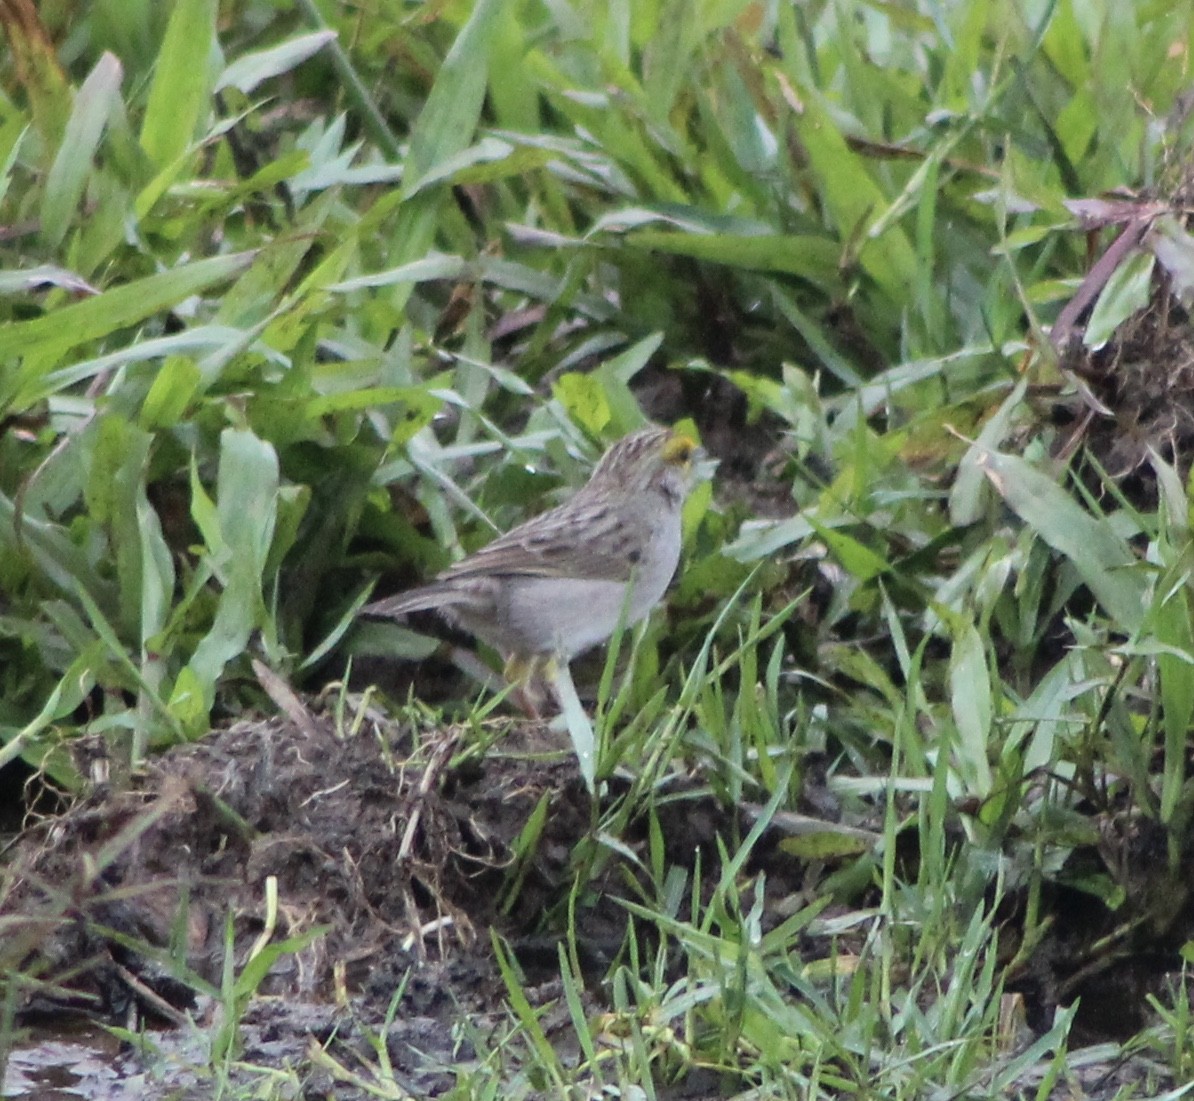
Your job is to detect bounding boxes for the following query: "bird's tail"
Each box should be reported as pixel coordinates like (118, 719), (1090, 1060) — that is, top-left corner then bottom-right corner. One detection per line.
(363, 583), (474, 619)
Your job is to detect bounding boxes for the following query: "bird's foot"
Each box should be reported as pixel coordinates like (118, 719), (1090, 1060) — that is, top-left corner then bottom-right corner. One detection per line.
(503, 653), (553, 719)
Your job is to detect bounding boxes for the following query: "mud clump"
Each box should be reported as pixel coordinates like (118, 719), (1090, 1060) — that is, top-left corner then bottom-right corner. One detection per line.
(0, 704), (752, 1097)
(1066, 300), (1194, 504)
(0, 707), (590, 1024)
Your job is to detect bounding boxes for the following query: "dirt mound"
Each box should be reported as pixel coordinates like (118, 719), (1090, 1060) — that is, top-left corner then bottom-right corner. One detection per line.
(1, 704), (596, 1023)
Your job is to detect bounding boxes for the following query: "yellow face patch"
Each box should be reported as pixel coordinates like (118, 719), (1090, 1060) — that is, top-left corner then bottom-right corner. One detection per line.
(661, 433), (698, 466)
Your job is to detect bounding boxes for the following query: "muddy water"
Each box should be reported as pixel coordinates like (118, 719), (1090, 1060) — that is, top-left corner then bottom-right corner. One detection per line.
(4, 1022), (127, 1100)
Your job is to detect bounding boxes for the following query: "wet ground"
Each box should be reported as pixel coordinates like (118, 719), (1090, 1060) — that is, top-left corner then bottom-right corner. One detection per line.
(2, 688), (1191, 1100)
(0, 692), (762, 1098)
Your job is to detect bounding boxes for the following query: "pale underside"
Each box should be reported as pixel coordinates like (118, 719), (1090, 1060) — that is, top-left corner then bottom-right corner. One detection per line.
(446, 574), (661, 659)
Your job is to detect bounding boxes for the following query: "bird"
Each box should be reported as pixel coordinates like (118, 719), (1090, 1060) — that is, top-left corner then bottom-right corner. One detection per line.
(363, 425), (698, 710)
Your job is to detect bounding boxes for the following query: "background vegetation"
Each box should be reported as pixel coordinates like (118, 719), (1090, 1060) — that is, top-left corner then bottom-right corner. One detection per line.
(4, 0), (1194, 1096)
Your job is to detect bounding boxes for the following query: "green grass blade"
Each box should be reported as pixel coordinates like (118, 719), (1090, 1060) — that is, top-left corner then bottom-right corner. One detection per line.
(40, 52), (123, 247)
(139, 0), (217, 167)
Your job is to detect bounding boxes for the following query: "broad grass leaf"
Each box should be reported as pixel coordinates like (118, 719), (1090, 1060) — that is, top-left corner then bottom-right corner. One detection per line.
(980, 451), (1146, 633)
(548, 661), (595, 794)
(488, 4), (539, 131)
(804, 515), (891, 583)
(1150, 215), (1194, 304)
(41, 52), (123, 248)
(949, 621), (994, 797)
(0, 264), (96, 295)
(549, 331), (663, 434)
(698, 53), (778, 186)
(0, 491), (116, 609)
(264, 484), (310, 583)
(554, 372), (612, 437)
(185, 429), (280, 711)
(1056, 86), (1098, 166)
(328, 254), (470, 294)
(1040, 0), (1091, 87)
(724, 513), (814, 561)
(83, 414), (127, 527)
(345, 622), (442, 670)
(304, 387), (442, 420)
(139, 0), (217, 167)
(401, 136), (534, 197)
(1083, 249), (1154, 349)
(950, 378), (1028, 526)
(778, 832), (871, 860)
(331, 251), (617, 323)
(1155, 579), (1194, 822)
(598, 337), (664, 390)
(402, 0), (506, 195)
(215, 30), (335, 94)
(137, 490), (174, 648)
(623, 230), (840, 282)
(0, 115), (27, 210)
(387, 0), (506, 313)
(288, 147), (388, 195)
(29, 326), (277, 404)
(167, 665), (207, 734)
(1009, 657), (1075, 773)
(786, 86), (919, 302)
(1148, 446), (1194, 820)
(597, 332), (665, 430)
(140, 356), (201, 429)
(0, 651), (98, 773)
(1, 252), (255, 408)
(845, 353), (971, 420)
(216, 428), (279, 579)
(641, 0), (706, 126)
(85, 416), (157, 639)
(133, 479), (175, 761)
(826, 643), (901, 710)
(1150, 446), (1189, 538)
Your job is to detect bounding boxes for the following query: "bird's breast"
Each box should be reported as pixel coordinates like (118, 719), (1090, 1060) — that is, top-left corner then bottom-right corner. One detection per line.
(499, 506), (683, 659)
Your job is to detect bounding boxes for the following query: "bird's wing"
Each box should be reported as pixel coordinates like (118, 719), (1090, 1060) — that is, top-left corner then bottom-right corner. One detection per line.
(439, 500), (643, 583)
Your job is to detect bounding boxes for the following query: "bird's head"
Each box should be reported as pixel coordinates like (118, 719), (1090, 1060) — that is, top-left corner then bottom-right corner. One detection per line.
(587, 426), (700, 505)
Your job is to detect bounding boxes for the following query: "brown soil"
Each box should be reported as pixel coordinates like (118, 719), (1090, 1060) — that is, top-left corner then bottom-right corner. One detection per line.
(1063, 297), (1194, 505)
(0, 697), (798, 1098)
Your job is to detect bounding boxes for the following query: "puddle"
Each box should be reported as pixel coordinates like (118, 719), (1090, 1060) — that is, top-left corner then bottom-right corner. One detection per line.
(4, 1022), (124, 1100)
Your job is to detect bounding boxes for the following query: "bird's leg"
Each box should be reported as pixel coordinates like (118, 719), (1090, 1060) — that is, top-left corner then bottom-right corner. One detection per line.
(503, 653), (549, 719)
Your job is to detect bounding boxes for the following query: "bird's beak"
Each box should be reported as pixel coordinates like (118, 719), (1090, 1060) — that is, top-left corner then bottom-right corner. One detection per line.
(693, 447), (717, 483)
